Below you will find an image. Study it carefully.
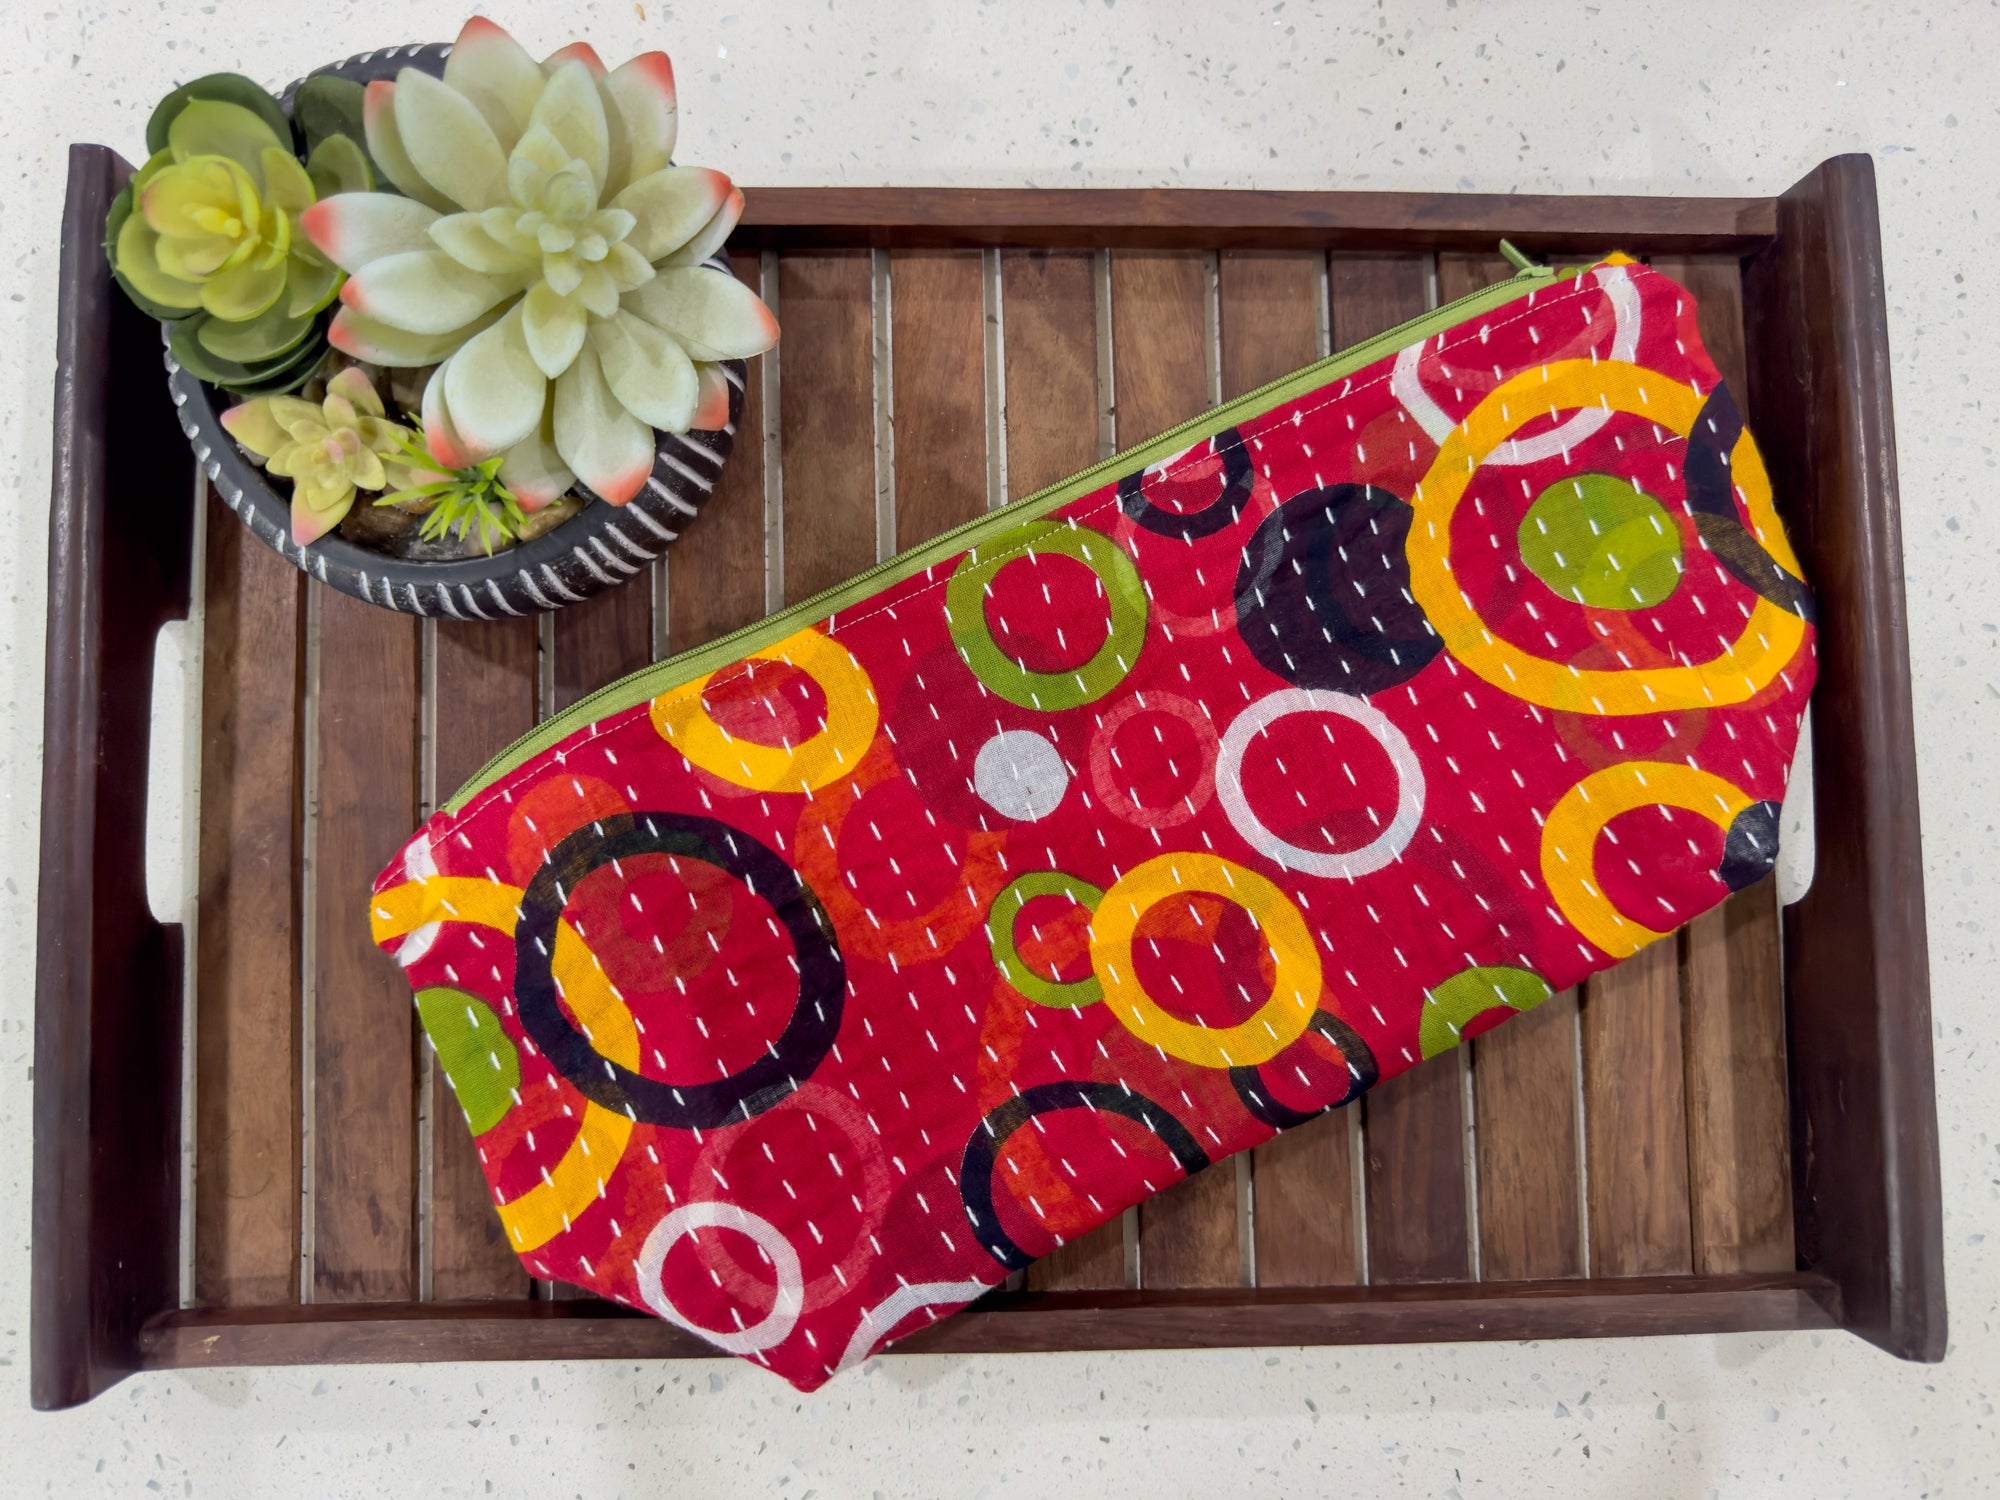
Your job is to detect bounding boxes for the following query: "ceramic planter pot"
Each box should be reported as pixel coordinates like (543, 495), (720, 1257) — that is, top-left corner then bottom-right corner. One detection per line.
(161, 42), (743, 618)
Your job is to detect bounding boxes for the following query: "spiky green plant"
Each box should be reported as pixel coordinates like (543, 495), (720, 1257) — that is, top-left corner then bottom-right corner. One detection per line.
(376, 431), (530, 556)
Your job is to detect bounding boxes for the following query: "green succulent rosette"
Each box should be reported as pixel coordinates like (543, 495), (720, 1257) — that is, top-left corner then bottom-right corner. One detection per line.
(105, 71), (375, 394)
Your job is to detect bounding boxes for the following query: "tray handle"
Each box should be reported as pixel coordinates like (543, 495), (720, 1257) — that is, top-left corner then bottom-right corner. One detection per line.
(1745, 153), (1946, 1361)
(32, 144), (197, 1409)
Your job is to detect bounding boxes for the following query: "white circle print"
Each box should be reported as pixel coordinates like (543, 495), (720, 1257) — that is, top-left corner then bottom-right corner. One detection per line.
(972, 728), (1070, 822)
(1216, 688), (1426, 880)
(635, 1201), (805, 1355)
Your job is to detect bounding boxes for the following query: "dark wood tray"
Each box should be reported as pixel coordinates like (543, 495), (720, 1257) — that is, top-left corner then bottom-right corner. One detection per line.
(32, 152), (1944, 1408)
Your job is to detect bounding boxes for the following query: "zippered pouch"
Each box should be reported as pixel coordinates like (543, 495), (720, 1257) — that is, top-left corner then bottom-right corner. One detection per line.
(371, 251), (1815, 1390)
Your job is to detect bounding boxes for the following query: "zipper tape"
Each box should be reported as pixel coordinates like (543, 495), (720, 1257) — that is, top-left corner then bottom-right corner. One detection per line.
(443, 256), (1567, 813)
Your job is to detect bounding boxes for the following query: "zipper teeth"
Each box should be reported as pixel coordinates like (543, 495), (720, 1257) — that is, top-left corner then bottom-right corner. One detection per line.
(444, 261), (1558, 812)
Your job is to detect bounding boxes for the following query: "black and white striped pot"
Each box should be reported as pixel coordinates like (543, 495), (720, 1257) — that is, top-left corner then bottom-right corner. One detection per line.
(161, 41), (742, 619)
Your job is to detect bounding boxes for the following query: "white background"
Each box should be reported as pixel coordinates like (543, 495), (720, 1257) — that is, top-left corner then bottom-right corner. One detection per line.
(3, 2), (1996, 1495)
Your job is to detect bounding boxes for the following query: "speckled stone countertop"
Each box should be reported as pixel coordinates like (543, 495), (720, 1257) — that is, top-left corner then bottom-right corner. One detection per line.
(2, 2), (1993, 1494)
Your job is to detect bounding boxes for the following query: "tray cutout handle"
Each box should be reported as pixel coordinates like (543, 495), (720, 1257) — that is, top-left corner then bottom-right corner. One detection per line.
(33, 144), (198, 1410)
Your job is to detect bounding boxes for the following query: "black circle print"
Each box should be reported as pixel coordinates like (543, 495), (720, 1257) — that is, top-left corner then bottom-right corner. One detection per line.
(1682, 382), (1815, 624)
(1229, 1009), (1380, 1130)
(1719, 799), (1783, 892)
(1235, 483), (1441, 696)
(514, 811), (845, 1131)
(959, 1080), (1210, 1271)
(1117, 427), (1255, 541)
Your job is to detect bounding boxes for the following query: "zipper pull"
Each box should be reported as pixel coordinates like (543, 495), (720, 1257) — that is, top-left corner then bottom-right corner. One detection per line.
(1498, 239), (1555, 277)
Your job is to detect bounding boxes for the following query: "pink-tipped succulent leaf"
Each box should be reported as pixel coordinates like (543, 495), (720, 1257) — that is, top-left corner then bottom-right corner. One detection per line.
(313, 18), (776, 501)
(496, 395), (577, 510)
(421, 368), (476, 471)
(601, 51), (678, 183)
(363, 80), (457, 214)
(542, 41), (608, 79)
(688, 362), (732, 431)
(554, 342), (654, 505)
(664, 187), (744, 269)
(441, 303), (548, 459)
(301, 193), (440, 274)
(443, 16), (545, 149)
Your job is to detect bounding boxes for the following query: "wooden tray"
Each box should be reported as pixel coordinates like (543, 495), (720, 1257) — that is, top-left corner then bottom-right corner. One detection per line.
(32, 152), (1945, 1408)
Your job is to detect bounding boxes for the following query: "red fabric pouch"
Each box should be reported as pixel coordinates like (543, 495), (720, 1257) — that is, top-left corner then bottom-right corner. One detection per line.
(371, 253), (1815, 1389)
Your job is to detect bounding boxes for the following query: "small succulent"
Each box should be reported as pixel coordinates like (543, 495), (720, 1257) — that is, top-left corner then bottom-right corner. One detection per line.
(302, 17), (779, 507)
(375, 431), (530, 556)
(106, 73), (372, 393)
(221, 367), (423, 543)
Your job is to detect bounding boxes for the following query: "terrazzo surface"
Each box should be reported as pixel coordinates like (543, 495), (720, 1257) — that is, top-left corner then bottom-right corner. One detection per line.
(2, 1), (1996, 1494)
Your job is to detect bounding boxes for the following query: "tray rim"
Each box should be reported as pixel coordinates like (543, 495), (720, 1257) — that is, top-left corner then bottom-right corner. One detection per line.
(137, 1271), (1841, 1369)
(31, 155), (1942, 1409)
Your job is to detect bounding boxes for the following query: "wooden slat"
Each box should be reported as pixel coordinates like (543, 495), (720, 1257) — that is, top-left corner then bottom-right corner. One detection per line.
(666, 253), (770, 655)
(1109, 250), (1210, 450)
(1361, 1056), (1469, 1284)
(430, 622), (535, 802)
(1472, 990), (1584, 1280)
(194, 491), (303, 1307)
(1249, 1125), (1355, 1287)
(1108, 248), (1236, 1289)
(550, 583), (649, 713)
(311, 590), (420, 1301)
(1028, 1223), (1123, 1293)
(1647, 255), (1794, 1276)
(1651, 254), (1751, 400)
(428, 617), (537, 1300)
(1000, 250), (1101, 496)
(629, 253), (770, 1302)
(1329, 253), (1474, 1285)
(1582, 938), (1695, 1276)
(1213, 249), (1360, 1288)
(891, 250), (987, 543)
(1429, 251), (1591, 1285)
(999, 248), (1124, 1293)
(779, 251), (877, 602)
(1322, 254), (1426, 393)
(1682, 881), (1793, 1273)
(1435, 251), (1512, 306)
(1218, 250), (1322, 398)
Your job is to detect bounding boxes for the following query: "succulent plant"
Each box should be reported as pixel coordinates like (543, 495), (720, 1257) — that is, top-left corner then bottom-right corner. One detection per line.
(302, 17), (778, 507)
(106, 73), (372, 394)
(221, 367), (424, 543)
(375, 431), (530, 556)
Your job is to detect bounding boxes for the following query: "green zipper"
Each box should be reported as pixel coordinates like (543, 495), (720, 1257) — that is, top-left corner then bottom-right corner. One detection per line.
(443, 252), (1566, 814)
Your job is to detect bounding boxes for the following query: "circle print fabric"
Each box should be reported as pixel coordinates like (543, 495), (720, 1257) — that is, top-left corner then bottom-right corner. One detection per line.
(372, 255), (1814, 1393)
